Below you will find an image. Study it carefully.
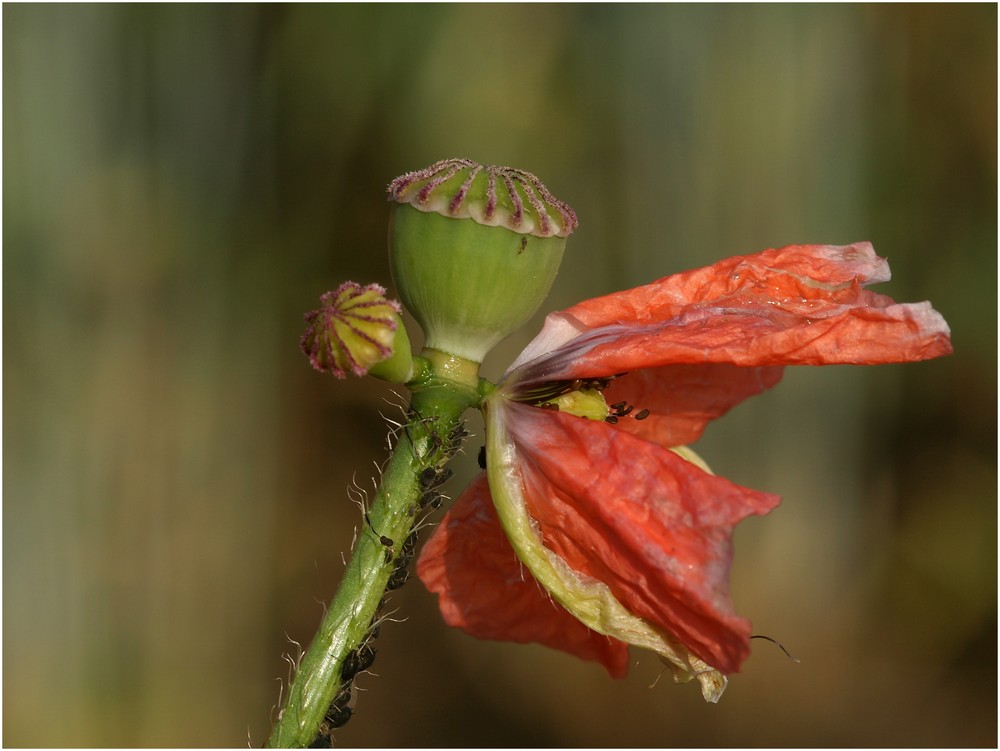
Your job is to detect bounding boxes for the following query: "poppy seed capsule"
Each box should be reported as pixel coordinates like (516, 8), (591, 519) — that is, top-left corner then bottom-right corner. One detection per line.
(388, 159), (576, 364)
(300, 282), (414, 383)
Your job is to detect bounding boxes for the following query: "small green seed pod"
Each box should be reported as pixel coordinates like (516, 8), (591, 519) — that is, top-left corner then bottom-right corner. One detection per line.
(388, 158), (577, 364)
(300, 282), (413, 383)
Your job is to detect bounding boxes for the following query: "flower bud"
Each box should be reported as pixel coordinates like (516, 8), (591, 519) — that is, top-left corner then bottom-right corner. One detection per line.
(300, 282), (413, 383)
(387, 158), (577, 363)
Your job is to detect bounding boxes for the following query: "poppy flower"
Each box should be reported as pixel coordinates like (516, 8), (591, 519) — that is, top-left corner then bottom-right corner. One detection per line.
(416, 241), (952, 701)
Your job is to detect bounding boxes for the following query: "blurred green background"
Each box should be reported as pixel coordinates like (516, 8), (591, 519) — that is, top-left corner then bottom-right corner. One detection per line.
(4, 3), (996, 747)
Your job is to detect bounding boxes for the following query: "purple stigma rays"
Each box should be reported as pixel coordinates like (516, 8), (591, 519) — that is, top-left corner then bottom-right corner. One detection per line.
(388, 158), (578, 239)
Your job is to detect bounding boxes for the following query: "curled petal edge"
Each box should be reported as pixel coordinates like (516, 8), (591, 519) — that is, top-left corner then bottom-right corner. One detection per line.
(484, 394), (728, 702)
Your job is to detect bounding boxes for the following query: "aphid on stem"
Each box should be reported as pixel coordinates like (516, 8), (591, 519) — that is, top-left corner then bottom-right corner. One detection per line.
(341, 643), (377, 682)
(364, 512), (394, 549)
(419, 467), (438, 488)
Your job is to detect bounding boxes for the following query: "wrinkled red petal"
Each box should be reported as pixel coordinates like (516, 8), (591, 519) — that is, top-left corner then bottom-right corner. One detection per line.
(562, 242), (893, 327)
(565, 295), (951, 377)
(507, 243), (951, 385)
(604, 363), (785, 446)
(507, 402), (780, 674)
(416, 473), (631, 678)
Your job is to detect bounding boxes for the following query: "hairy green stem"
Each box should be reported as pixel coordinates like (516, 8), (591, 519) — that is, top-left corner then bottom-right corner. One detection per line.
(266, 350), (481, 748)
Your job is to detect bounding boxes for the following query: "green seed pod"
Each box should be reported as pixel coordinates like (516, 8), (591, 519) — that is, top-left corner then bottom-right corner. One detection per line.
(388, 158), (576, 364)
(300, 282), (413, 383)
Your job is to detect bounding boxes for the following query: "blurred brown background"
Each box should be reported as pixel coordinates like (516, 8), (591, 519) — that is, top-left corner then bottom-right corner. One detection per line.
(4, 4), (996, 747)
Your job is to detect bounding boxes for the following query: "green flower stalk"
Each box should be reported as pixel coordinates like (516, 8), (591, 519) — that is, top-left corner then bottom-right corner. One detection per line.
(268, 159), (574, 748)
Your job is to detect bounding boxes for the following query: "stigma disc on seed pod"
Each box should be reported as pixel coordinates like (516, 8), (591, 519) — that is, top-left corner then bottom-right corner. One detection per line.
(387, 158), (577, 364)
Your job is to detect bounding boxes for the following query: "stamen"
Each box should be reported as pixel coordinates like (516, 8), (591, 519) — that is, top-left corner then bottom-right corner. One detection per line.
(634, 409), (650, 421)
(750, 634), (800, 662)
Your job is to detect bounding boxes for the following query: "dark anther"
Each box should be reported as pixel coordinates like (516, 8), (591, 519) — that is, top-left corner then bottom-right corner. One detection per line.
(605, 415), (619, 424)
(477, 445), (486, 469)
(538, 402), (560, 411)
(608, 400), (635, 418)
(634, 409), (650, 421)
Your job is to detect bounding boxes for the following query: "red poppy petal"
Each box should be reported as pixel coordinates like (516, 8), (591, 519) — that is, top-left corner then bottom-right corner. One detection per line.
(508, 402), (779, 674)
(416, 473), (631, 678)
(603, 363), (785, 446)
(506, 243), (951, 386)
(562, 242), (893, 327)
(565, 295), (950, 377)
